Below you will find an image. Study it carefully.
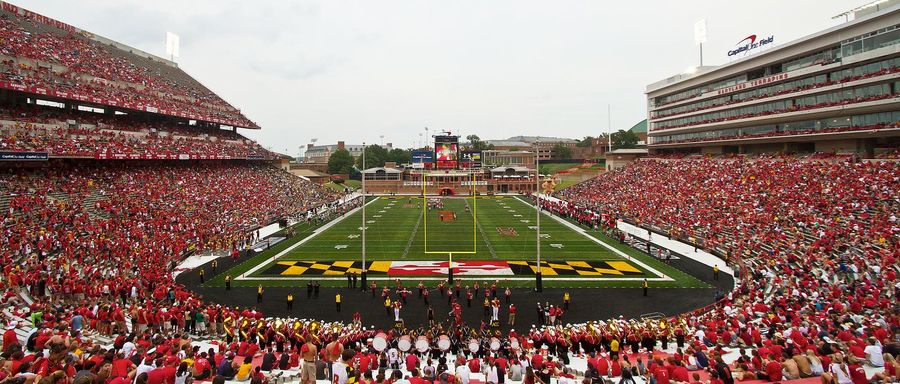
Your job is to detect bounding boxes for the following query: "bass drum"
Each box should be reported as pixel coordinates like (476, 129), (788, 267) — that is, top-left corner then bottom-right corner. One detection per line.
(398, 335), (412, 352)
(468, 339), (479, 353)
(415, 336), (430, 353)
(437, 335), (451, 351)
(509, 337), (520, 350)
(490, 337), (501, 351)
(373, 333), (388, 352)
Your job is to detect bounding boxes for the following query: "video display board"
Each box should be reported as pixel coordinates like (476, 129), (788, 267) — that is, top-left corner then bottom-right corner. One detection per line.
(434, 135), (459, 169)
(460, 150), (482, 169)
(411, 150), (434, 169)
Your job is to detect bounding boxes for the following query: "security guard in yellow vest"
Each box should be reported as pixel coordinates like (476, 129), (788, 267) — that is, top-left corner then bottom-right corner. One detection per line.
(335, 293), (342, 312)
(287, 293), (294, 310)
(225, 275), (231, 290)
(642, 279), (649, 296)
(563, 292), (570, 310)
(257, 285), (264, 303)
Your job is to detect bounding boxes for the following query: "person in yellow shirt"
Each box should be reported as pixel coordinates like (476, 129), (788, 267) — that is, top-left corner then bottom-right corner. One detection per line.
(235, 356), (254, 381)
(287, 293), (294, 311)
(335, 293), (342, 312)
(225, 275), (231, 290)
(384, 297), (392, 315)
(563, 292), (570, 310)
(642, 279), (649, 296)
(713, 264), (719, 280)
(257, 285), (264, 303)
(610, 338), (620, 360)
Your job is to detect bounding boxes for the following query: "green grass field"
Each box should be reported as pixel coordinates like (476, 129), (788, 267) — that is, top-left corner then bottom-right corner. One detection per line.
(203, 195), (709, 289)
(265, 196), (624, 262)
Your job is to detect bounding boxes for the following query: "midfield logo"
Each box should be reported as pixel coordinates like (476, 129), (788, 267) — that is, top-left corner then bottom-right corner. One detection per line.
(496, 227), (518, 237)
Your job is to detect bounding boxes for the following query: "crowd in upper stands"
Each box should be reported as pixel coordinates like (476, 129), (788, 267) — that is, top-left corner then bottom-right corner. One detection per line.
(0, 8), (256, 128)
(0, 105), (274, 159)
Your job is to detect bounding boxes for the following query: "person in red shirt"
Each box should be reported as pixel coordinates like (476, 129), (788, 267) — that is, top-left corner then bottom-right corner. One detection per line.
(764, 355), (782, 382)
(111, 353), (136, 379)
(3, 322), (19, 351)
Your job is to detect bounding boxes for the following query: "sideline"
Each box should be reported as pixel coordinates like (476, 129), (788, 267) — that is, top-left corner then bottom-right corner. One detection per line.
(236, 196), (380, 279)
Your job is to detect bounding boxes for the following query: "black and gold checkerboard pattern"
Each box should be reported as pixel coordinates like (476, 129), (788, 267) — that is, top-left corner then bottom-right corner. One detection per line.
(507, 260), (643, 276)
(262, 261), (391, 276)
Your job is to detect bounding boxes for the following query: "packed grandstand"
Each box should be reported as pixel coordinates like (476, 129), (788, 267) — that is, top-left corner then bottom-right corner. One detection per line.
(0, 3), (898, 384)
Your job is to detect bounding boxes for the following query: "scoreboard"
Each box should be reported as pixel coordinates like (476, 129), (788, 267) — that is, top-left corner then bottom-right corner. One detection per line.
(434, 135), (459, 169)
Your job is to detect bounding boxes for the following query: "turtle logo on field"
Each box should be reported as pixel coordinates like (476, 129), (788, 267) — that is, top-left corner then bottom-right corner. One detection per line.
(496, 227), (518, 237)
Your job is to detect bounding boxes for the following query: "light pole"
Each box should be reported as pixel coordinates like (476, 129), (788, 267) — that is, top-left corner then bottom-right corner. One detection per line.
(535, 144), (542, 292)
(361, 142), (367, 290)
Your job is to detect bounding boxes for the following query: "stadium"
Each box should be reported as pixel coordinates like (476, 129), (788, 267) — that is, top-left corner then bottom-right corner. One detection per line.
(0, 2), (897, 384)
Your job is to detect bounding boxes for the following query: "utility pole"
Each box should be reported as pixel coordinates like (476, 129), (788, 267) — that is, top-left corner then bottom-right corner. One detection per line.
(361, 142), (367, 289)
(535, 144), (542, 292)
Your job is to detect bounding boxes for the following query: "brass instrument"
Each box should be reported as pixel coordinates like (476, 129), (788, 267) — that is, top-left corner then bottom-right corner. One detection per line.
(239, 318), (250, 340)
(274, 319), (285, 340)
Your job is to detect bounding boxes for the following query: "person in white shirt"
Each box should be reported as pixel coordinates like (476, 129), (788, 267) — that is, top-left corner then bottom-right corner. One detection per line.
(332, 350), (352, 384)
(485, 363), (499, 384)
(864, 337), (884, 367)
(455, 363), (471, 384)
(134, 357), (155, 384)
(387, 347), (399, 369)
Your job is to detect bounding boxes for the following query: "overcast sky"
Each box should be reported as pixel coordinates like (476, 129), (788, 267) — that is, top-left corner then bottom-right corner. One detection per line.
(17, 0), (864, 155)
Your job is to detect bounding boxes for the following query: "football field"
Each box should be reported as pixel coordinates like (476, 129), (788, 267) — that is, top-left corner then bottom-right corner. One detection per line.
(214, 196), (708, 288)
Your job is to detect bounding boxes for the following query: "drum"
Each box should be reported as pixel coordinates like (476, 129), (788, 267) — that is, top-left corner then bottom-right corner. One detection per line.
(398, 335), (412, 352)
(437, 335), (451, 351)
(490, 337), (501, 351)
(373, 333), (388, 352)
(509, 337), (520, 350)
(468, 339), (479, 353)
(415, 336), (429, 353)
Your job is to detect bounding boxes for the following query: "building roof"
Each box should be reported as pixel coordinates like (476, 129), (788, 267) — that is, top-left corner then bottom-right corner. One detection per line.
(628, 120), (647, 134)
(362, 167), (402, 174)
(607, 149), (649, 155)
(490, 166), (530, 173)
(507, 135), (577, 143)
(485, 140), (531, 148)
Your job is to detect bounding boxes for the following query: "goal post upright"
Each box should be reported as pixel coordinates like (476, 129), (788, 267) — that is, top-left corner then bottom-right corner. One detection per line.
(421, 170), (478, 284)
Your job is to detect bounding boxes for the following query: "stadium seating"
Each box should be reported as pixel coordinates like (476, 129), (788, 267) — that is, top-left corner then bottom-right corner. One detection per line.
(0, 7), (257, 128)
(0, 105), (275, 159)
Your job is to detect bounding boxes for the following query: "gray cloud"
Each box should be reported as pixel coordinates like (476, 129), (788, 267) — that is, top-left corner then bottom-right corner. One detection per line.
(15, 0), (859, 155)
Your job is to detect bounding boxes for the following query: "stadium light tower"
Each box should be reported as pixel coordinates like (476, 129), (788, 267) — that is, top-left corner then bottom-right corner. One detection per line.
(534, 144), (543, 292)
(361, 142), (367, 289)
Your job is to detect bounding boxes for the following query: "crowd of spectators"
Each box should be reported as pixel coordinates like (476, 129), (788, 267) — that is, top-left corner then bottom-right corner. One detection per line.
(549, 156), (899, 382)
(0, 9), (257, 128)
(651, 121), (900, 146)
(0, 152), (896, 384)
(0, 105), (274, 159)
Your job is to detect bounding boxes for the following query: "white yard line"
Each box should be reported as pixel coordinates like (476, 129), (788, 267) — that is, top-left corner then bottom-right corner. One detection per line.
(235, 276), (673, 282)
(236, 195), (673, 283)
(238, 197), (381, 278)
(512, 196), (674, 282)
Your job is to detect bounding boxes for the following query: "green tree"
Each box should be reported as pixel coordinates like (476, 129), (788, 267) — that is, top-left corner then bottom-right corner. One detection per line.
(465, 135), (495, 151)
(387, 148), (412, 164)
(552, 143), (572, 159)
(576, 136), (595, 148)
(327, 148), (355, 174)
(355, 144), (390, 169)
(611, 130), (639, 149)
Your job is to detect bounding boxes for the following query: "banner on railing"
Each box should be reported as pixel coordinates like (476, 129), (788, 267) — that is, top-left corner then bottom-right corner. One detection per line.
(0, 151), (50, 161)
